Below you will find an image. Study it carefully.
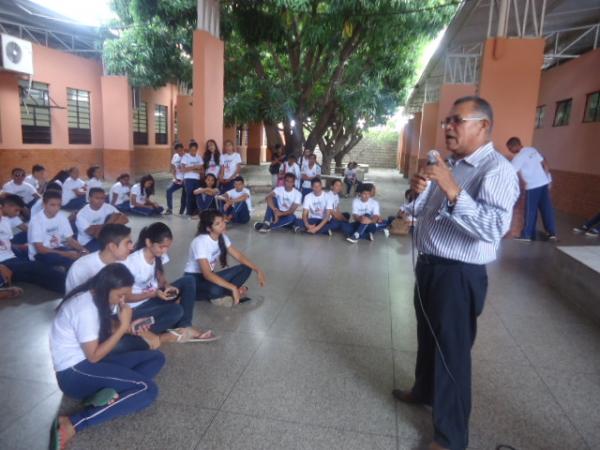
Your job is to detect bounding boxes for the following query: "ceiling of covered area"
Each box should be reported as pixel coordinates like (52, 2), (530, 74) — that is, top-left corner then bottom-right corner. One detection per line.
(407, 0), (600, 111)
(0, 0), (107, 56)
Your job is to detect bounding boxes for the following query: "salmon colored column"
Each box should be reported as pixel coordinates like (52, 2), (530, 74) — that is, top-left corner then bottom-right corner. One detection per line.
(478, 38), (545, 158)
(246, 123), (266, 165)
(100, 76), (133, 180)
(419, 102), (440, 163)
(176, 95), (194, 146)
(407, 111), (422, 177)
(192, 29), (224, 152)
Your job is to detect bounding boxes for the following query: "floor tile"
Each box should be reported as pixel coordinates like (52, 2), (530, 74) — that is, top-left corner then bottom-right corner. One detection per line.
(0, 377), (58, 433)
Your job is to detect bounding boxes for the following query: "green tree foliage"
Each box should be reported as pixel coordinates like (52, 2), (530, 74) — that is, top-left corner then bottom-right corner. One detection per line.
(104, 0), (455, 172)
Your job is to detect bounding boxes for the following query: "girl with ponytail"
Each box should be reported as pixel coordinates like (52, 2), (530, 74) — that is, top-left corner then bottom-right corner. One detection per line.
(49, 263), (165, 450)
(124, 222), (217, 347)
(184, 209), (266, 307)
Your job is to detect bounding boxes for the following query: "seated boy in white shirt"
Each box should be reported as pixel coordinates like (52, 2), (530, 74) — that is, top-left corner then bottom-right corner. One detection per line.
(219, 176), (251, 224)
(254, 173), (302, 232)
(65, 223), (133, 292)
(2, 167), (40, 208)
(326, 178), (351, 233)
(75, 188), (129, 253)
(109, 173), (132, 212)
(61, 167), (87, 211)
(28, 190), (88, 270)
(344, 184), (382, 243)
(24, 164), (47, 195)
(294, 178), (331, 235)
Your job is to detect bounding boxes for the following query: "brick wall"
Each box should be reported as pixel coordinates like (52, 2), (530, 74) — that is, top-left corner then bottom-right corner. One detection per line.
(341, 131), (399, 168)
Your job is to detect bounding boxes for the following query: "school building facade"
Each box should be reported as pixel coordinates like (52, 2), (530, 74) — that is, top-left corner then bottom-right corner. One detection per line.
(398, 0), (600, 219)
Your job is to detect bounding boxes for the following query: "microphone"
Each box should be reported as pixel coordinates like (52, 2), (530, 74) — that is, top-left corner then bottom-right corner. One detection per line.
(427, 149), (440, 165)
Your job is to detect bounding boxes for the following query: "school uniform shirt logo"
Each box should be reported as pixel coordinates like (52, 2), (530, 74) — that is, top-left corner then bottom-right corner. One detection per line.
(46, 226), (62, 248)
(209, 248), (221, 271)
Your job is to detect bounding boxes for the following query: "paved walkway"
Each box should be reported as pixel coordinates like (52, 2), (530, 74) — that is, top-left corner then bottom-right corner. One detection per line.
(0, 167), (599, 449)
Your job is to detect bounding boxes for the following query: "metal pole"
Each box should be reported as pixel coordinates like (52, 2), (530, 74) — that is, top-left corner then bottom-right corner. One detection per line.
(540, 0), (547, 36)
(522, 0), (530, 36)
(487, 0), (494, 38)
(497, 0), (510, 37)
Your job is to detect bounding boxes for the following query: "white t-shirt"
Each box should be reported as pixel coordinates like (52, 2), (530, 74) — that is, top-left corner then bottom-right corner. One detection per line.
(50, 291), (99, 371)
(279, 162), (301, 189)
(226, 187), (252, 211)
(2, 180), (37, 204)
(30, 198), (44, 216)
(326, 191), (340, 211)
(344, 168), (357, 181)
(86, 178), (103, 201)
(130, 183), (147, 205)
(221, 152), (242, 180)
(511, 147), (550, 190)
(75, 203), (119, 246)
(62, 177), (86, 205)
(171, 153), (184, 180)
(24, 175), (39, 191)
(203, 153), (221, 177)
(124, 249), (169, 308)
(110, 182), (130, 205)
(181, 153), (202, 180)
(301, 163), (322, 189)
(65, 251), (106, 293)
(272, 186), (302, 212)
(28, 210), (73, 260)
(302, 192), (328, 219)
(185, 234), (232, 273)
(0, 216), (16, 263)
(8, 216), (24, 234)
(352, 198), (380, 217)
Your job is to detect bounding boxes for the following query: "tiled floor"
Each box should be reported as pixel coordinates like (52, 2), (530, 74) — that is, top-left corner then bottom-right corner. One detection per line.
(1, 168), (599, 450)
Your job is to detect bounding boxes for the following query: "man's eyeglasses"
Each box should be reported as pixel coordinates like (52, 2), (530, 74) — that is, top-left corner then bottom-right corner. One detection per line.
(13, 173), (25, 178)
(440, 115), (486, 129)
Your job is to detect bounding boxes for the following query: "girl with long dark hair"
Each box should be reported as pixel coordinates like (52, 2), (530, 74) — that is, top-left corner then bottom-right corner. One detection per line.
(203, 139), (221, 178)
(193, 173), (219, 212)
(49, 263), (165, 450)
(184, 210), (266, 307)
(129, 174), (163, 216)
(124, 222), (217, 346)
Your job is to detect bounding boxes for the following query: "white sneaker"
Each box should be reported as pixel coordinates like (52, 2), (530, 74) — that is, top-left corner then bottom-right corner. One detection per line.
(210, 296), (234, 307)
(383, 229), (390, 238)
(368, 232), (375, 241)
(346, 236), (358, 244)
(328, 229), (333, 236)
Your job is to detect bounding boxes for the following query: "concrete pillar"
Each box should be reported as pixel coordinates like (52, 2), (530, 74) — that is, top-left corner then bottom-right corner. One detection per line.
(419, 102), (440, 163)
(407, 112), (422, 177)
(246, 122), (266, 165)
(434, 84), (477, 152)
(100, 76), (133, 180)
(176, 95), (194, 146)
(192, 29), (224, 152)
(478, 37), (545, 158)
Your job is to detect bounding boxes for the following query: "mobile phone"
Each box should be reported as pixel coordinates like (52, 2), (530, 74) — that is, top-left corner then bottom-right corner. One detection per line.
(239, 297), (252, 304)
(132, 316), (155, 333)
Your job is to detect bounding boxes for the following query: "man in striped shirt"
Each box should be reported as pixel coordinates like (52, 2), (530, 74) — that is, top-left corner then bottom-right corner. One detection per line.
(393, 96), (519, 450)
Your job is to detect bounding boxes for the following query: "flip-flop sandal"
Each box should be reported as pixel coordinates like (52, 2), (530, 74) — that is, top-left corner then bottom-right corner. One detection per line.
(187, 329), (220, 343)
(238, 285), (249, 296)
(167, 328), (186, 342)
(83, 388), (119, 407)
(0, 287), (23, 300)
(49, 417), (68, 450)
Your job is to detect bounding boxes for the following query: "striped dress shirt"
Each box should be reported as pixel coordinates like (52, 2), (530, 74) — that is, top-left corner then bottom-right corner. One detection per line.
(403, 142), (520, 265)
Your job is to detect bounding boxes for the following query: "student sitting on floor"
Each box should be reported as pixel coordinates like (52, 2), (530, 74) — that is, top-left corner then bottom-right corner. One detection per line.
(65, 224), (132, 292)
(49, 263), (165, 450)
(367, 183), (391, 236)
(109, 173), (131, 213)
(129, 175), (163, 216)
(61, 167), (87, 211)
(85, 166), (103, 201)
(278, 154), (301, 189)
(28, 190), (88, 270)
(343, 161), (359, 197)
(123, 223), (214, 349)
(25, 164), (47, 195)
(181, 140), (203, 218)
(219, 176), (251, 224)
(1, 194), (28, 246)
(219, 139), (242, 194)
(30, 182), (61, 218)
(193, 173), (219, 213)
(184, 210), (266, 307)
(2, 167), (40, 208)
(344, 184), (382, 243)
(294, 178), (331, 235)
(75, 188), (129, 253)
(254, 173), (302, 233)
(300, 154), (321, 199)
(326, 178), (350, 233)
(165, 142), (186, 216)
(0, 198), (65, 293)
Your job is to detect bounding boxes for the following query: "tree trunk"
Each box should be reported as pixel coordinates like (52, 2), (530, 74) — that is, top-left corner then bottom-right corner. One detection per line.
(282, 119), (304, 157)
(264, 121), (283, 150)
(334, 153), (345, 174)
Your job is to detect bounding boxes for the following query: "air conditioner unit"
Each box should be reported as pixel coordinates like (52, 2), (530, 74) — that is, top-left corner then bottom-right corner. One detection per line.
(0, 34), (33, 75)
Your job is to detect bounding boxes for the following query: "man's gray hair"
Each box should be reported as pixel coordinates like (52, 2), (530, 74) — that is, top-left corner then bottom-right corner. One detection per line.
(453, 96), (494, 130)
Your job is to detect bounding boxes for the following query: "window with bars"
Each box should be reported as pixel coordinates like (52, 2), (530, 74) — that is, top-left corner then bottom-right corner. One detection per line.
(535, 105), (545, 129)
(154, 104), (168, 144)
(67, 88), (91, 144)
(19, 80), (51, 144)
(133, 101), (148, 145)
(553, 99), (572, 127)
(583, 91), (600, 123)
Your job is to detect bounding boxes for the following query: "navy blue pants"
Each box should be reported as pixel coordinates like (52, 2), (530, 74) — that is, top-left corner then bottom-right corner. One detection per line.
(222, 201), (250, 224)
(63, 197), (87, 211)
(114, 201), (131, 213)
(1, 256), (65, 293)
(263, 199), (296, 230)
(521, 184), (556, 239)
(185, 264), (252, 300)
(342, 221), (377, 239)
(34, 246), (76, 271)
(294, 217), (331, 234)
(165, 180), (186, 213)
(184, 179), (201, 216)
(219, 180), (234, 194)
(196, 194), (217, 212)
(130, 206), (163, 216)
(55, 350), (164, 432)
(411, 255), (487, 450)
